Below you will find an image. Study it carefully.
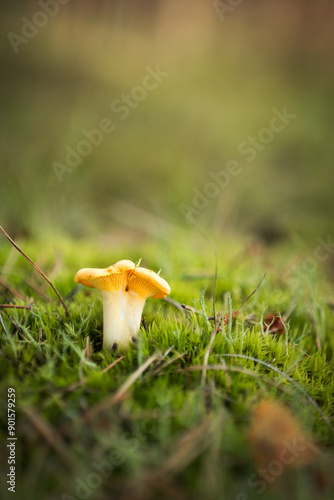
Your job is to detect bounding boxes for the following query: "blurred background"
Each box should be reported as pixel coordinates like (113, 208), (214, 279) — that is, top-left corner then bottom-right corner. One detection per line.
(1, 0), (334, 244)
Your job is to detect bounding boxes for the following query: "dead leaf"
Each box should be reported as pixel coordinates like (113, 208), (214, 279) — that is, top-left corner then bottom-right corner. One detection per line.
(264, 313), (286, 335)
(248, 400), (320, 473)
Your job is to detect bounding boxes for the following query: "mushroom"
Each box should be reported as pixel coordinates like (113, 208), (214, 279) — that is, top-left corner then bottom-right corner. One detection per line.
(74, 260), (171, 350)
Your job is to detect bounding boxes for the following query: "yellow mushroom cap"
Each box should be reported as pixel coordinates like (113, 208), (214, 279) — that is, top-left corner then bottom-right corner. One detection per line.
(128, 267), (171, 299)
(74, 260), (170, 299)
(74, 260), (135, 291)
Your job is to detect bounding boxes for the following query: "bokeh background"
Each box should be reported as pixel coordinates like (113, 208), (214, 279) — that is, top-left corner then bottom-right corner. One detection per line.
(1, 0), (334, 244)
(1, 4), (334, 500)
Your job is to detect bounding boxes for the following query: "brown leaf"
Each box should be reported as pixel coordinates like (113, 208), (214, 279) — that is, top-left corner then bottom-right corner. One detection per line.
(264, 313), (286, 334)
(248, 400), (320, 473)
(223, 310), (239, 327)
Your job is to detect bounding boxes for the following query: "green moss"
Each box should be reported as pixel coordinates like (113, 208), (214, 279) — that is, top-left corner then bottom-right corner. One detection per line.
(0, 235), (333, 500)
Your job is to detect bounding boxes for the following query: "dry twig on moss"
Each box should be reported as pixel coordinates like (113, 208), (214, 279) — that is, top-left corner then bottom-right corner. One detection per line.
(0, 226), (70, 318)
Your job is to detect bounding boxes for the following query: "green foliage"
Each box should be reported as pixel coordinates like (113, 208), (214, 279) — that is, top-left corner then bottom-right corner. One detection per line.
(0, 235), (333, 500)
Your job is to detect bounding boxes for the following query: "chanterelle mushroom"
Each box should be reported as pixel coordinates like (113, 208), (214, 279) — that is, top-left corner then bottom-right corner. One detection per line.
(74, 260), (171, 350)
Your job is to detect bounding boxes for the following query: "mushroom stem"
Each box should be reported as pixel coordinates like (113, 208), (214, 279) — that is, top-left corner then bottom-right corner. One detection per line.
(101, 290), (146, 349)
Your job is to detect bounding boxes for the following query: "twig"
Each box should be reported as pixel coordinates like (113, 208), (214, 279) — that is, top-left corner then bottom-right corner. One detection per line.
(86, 354), (160, 419)
(201, 311), (222, 386)
(7, 315), (25, 336)
(305, 298), (321, 350)
(213, 250), (218, 321)
(0, 277), (26, 300)
(192, 223), (218, 321)
(23, 280), (51, 302)
(0, 226), (70, 318)
(158, 418), (215, 476)
(84, 336), (92, 361)
(65, 285), (82, 302)
(152, 352), (187, 376)
(284, 302), (297, 320)
(185, 364), (293, 395)
(58, 356), (126, 394)
(104, 353), (160, 404)
(0, 312), (9, 336)
(222, 354), (333, 430)
(127, 418), (216, 500)
(23, 406), (74, 469)
(163, 297), (189, 314)
(100, 355), (127, 374)
(234, 270), (267, 316)
(164, 297), (209, 317)
(0, 304), (32, 310)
